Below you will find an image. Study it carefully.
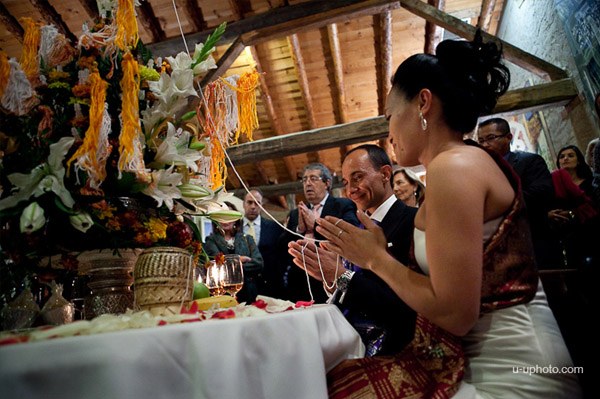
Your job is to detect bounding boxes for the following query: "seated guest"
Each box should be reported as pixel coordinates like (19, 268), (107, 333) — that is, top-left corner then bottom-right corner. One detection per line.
(204, 201), (263, 303)
(278, 163), (359, 303)
(289, 144), (416, 355)
(319, 32), (580, 398)
(242, 188), (284, 298)
(392, 166), (425, 207)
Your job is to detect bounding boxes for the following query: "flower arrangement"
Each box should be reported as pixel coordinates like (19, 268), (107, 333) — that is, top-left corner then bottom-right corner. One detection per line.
(0, 0), (259, 302)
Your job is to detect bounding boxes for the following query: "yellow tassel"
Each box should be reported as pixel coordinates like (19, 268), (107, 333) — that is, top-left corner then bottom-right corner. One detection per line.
(236, 71), (259, 141)
(0, 51), (10, 99)
(19, 18), (41, 81)
(115, 0), (139, 51)
(118, 52), (147, 181)
(67, 71), (109, 186)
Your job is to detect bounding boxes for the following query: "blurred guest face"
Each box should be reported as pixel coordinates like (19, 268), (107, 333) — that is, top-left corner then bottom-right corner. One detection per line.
(558, 149), (578, 170)
(393, 171), (417, 203)
(302, 169), (328, 204)
(243, 190), (262, 221)
(477, 123), (511, 155)
(342, 149), (390, 213)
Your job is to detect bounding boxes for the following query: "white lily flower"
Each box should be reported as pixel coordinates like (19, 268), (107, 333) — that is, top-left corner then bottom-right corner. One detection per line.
(69, 212), (94, 233)
(152, 123), (202, 172)
(166, 52), (193, 72)
(191, 43), (218, 76)
(0, 137), (75, 211)
(169, 69), (197, 99)
(141, 166), (183, 210)
(20, 202), (46, 233)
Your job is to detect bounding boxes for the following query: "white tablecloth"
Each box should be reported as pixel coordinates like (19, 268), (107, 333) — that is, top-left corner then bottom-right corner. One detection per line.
(0, 304), (364, 399)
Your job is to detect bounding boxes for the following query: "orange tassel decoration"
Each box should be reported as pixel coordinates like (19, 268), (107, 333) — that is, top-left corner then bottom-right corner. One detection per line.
(235, 71), (259, 142)
(0, 51), (10, 100)
(115, 0), (139, 51)
(198, 81), (228, 190)
(118, 52), (148, 182)
(19, 18), (41, 81)
(67, 71), (110, 189)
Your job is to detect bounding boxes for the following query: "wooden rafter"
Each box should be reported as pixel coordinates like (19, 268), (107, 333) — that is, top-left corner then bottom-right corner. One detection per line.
(375, 11), (393, 157)
(137, 0), (166, 42)
(184, 0), (207, 32)
(227, 79), (578, 165)
(478, 0), (497, 32)
(288, 33), (323, 164)
(399, 0), (567, 81)
(0, 3), (24, 41)
(424, 0), (445, 55)
(326, 23), (349, 158)
(78, 0), (99, 20)
(148, 0), (400, 56)
(29, 0), (77, 44)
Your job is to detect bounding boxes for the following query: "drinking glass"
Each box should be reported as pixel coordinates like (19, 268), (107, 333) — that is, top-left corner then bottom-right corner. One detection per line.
(221, 254), (244, 298)
(204, 261), (225, 296)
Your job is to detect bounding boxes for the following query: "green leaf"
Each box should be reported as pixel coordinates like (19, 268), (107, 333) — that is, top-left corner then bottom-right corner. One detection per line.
(182, 215), (202, 242)
(181, 110), (197, 121)
(193, 22), (226, 65)
(54, 196), (78, 215)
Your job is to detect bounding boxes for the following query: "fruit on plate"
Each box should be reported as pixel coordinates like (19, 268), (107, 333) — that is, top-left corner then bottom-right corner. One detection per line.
(193, 282), (210, 300)
(193, 295), (238, 311)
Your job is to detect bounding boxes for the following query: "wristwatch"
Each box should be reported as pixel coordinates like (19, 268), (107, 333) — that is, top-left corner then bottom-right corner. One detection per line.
(336, 270), (355, 293)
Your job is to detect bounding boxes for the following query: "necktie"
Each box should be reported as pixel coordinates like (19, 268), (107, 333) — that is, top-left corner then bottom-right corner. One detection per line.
(247, 221), (256, 241)
(312, 203), (322, 218)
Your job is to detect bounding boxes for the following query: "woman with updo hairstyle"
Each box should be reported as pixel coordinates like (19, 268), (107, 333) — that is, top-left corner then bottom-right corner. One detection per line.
(321, 31), (580, 398)
(392, 167), (425, 207)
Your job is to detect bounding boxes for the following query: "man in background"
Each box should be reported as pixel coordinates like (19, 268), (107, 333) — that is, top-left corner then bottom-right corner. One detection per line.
(288, 145), (416, 355)
(477, 117), (561, 268)
(279, 163), (359, 303)
(242, 189), (283, 298)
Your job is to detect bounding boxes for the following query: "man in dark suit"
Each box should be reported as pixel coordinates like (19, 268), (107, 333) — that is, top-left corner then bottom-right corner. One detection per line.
(280, 163), (359, 303)
(242, 189), (284, 298)
(478, 117), (561, 268)
(289, 145), (416, 355)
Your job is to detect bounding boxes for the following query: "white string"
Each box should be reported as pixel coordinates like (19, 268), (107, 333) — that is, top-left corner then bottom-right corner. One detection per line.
(170, 0), (190, 56)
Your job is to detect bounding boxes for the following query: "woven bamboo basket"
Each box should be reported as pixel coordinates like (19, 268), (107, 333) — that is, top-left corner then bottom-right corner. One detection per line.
(133, 247), (194, 316)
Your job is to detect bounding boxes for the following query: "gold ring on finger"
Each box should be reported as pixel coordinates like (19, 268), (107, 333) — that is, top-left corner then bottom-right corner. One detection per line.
(337, 230), (343, 238)
(334, 219), (342, 226)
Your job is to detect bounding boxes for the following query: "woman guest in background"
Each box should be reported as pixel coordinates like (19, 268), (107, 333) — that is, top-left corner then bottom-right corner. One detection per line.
(392, 167), (425, 207)
(204, 202), (263, 303)
(318, 32), (581, 398)
(548, 145), (598, 269)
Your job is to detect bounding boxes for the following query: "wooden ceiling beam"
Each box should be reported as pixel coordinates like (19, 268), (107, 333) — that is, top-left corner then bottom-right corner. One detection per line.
(184, 0), (207, 32)
(78, 0), (99, 20)
(375, 11), (394, 158)
(29, 0), (77, 44)
(399, 0), (567, 81)
(424, 0), (445, 55)
(148, 0), (403, 56)
(0, 3), (24, 41)
(327, 23), (350, 159)
(227, 78), (578, 165)
(137, 0), (166, 42)
(477, 0), (497, 32)
(288, 33), (324, 164)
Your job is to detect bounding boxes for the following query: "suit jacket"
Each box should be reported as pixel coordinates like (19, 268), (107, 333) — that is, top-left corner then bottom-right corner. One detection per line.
(257, 217), (285, 297)
(279, 195), (359, 303)
(340, 199), (417, 355)
(505, 151), (561, 268)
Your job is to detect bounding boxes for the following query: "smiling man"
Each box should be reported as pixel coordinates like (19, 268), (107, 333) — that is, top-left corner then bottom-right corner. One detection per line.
(289, 145), (417, 355)
(279, 163), (359, 303)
